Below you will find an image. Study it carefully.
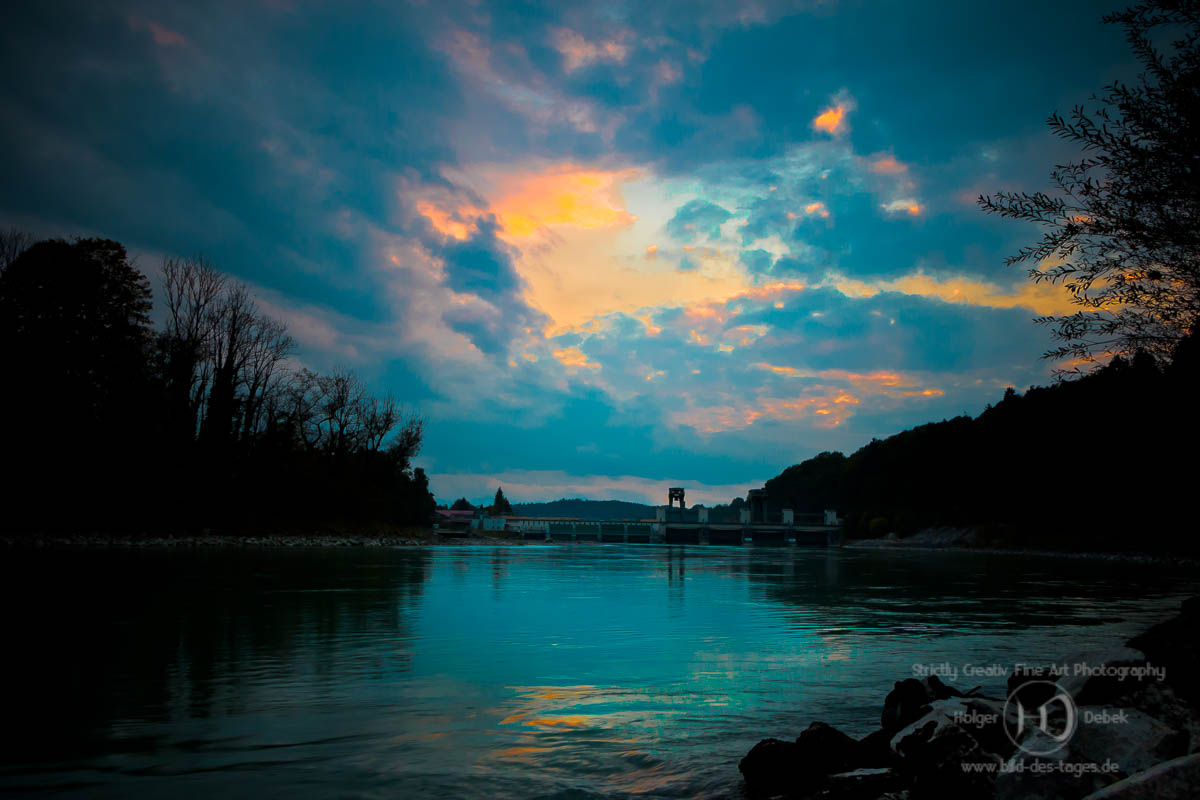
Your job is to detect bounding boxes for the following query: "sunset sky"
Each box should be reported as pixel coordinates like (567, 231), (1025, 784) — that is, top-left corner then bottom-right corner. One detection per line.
(0, 1), (1134, 505)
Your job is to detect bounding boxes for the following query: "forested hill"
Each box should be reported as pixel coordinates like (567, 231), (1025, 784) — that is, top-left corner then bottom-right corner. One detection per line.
(761, 343), (1199, 553)
(511, 498), (656, 520)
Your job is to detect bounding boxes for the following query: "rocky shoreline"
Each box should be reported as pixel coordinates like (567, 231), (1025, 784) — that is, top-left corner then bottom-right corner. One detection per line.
(737, 597), (1200, 799)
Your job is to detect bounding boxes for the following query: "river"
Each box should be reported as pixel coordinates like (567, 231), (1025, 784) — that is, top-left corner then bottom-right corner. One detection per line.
(1, 543), (1195, 798)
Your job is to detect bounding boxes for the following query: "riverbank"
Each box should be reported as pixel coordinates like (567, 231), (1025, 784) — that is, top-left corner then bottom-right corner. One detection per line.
(0, 530), (537, 548)
(846, 526), (1200, 567)
(738, 596), (1200, 799)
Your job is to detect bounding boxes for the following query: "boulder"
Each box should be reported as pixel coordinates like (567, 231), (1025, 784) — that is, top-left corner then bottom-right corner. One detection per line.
(882, 679), (934, 733)
(994, 728), (1117, 800)
(1069, 706), (1188, 777)
(902, 719), (996, 799)
(739, 738), (804, 796)
(1119, 680), (1200, 751)
(740, 723), (869, 797)
(922, 674), (965, 701)
(1080, 752), (1200, 799)
(796, 721), (860, 775)
(889, 698), (1011, 761)
(954, 697), (1014, 759)
(1057, 647), (1149, 707)
(857, 728), (901, 769)
(820, 767), (904, 799)
(1127, 598), (1200, 706)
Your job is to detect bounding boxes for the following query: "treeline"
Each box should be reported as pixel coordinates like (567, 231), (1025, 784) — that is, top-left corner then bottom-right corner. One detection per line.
(0, 233), (435, 533)
(509, 498), (656, 520)
(759, 342), (1199, 553)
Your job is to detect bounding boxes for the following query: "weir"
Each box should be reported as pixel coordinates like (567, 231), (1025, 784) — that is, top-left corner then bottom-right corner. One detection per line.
(462, 487), (843, 546)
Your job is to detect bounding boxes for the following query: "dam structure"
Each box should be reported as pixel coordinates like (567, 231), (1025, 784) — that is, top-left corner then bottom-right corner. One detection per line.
(445, 488), (844, 546)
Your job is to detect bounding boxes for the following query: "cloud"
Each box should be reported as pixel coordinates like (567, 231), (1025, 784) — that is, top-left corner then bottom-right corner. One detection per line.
(827, 270), (1080, 316)
(126, 15), (190, 48)
(552, 27), (631, 72)
(665, 198), (733, 241)
(812, 90), (856, 136)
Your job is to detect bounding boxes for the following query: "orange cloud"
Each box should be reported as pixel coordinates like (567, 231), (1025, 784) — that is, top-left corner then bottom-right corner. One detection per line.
(724, 324), (769, 347)
(489, 166), (639, 239)
(881, 199), (922, 215)
(828, 271), (1083, 316)
(804, 201), (830, 219)
(552, 28), (629, 72)
(416, 200), (477, 241)
(553, 346), (600, 371)
(812, 105), (847, 135)
(671, 390), (861, 433)
(869, 155), (909, 175)
(750, 364), (947, 402)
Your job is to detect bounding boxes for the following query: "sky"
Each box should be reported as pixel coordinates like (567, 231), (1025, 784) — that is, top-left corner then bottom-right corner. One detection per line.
(0, 0), (1135, 506)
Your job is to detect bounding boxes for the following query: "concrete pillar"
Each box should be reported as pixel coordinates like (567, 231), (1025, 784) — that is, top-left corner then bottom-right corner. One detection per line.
(824, 509), (839, 526)
(656, 507), (666, 522)
(782, 509), (794, 526)
(697, 507), (708, 523)
(738, 508), (750, 524)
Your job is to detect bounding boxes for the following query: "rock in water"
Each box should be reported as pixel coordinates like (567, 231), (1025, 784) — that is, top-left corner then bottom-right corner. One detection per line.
(739, 723), (879, 797)
(795, 721), (860, 776)
(739, 738), (803, 796)
(882, 679), (934, 733)
(1127, 598), (1200, 707)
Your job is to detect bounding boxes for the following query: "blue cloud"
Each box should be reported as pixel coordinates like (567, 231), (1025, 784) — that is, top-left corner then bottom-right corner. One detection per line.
(666, 198), (733, 241)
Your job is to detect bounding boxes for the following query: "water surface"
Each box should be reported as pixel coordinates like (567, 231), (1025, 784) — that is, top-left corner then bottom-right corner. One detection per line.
(2, 544), (1195, 798)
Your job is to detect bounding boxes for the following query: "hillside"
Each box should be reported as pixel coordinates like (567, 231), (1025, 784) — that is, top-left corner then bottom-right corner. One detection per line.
(759, 343), (1199, 553)
(510, 498), (656, 520)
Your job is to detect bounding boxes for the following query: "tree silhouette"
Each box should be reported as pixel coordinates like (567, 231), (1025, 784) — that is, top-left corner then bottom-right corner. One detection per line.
(450, 497), (474, 511)
(979, 0), (1200, 371)
(0, 236), (436, 532)
(492, 487), (513, 514)
(0, 238), (157, 526)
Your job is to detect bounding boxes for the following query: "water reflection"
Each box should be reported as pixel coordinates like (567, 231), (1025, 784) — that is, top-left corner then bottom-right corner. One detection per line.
(0, 545), (1194, 799)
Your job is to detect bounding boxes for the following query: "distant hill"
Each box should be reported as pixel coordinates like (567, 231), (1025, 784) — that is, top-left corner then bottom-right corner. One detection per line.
(759, 347), (1198, 552)
(510, 498), (657, 520)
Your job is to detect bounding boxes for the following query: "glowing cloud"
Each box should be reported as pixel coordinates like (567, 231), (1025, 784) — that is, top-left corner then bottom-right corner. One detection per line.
(812, 91), (855, 136)
(552, 28), (630, 72)
(827, 270), (1083, 315)
(812, 105), (847, 135)
(417, 200), (477, 241)
(869, 155), (909, 175)
(488, 166), (640, 239)
(553, 346), (600, 371)
(881, 199), (922, 215)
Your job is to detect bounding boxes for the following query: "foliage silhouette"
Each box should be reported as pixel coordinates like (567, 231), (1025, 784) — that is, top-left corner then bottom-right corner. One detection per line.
(979, 0), (1200, 370)
(491, 487), (513, 514)
(0, 237), (434, 533)
(756, 349), (1197, 552)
